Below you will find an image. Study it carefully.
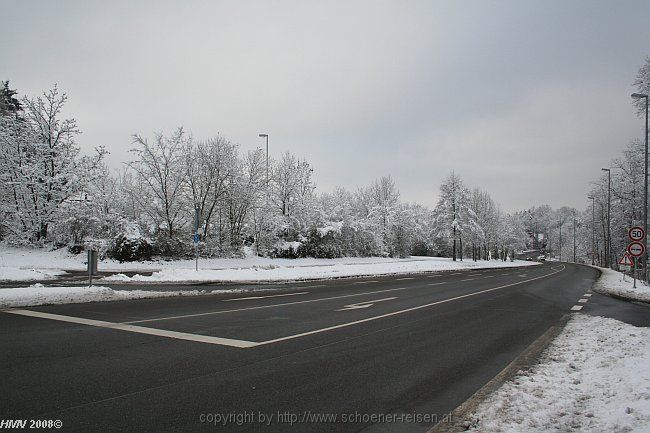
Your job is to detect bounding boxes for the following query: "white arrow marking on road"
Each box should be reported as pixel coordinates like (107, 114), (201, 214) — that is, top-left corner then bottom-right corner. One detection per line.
(223, 292), (309, 301)
(336, 297), (397, 311)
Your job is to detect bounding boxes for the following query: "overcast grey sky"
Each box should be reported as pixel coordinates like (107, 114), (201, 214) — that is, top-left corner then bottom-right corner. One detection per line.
(3, 1), (649, 211)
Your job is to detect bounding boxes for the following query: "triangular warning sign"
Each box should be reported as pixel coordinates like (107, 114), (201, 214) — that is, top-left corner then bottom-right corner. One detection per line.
(618, 253), (634, 266)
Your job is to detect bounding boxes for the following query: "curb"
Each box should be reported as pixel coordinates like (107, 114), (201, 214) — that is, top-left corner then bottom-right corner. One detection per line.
(587, 265), (650, 305)
(591, 289), (650, 306)
(428, 314), (572, 433)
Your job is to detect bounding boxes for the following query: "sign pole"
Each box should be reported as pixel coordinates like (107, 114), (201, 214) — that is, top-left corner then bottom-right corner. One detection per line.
(194, 207), (200, 272)
(627, 227), (646, 289)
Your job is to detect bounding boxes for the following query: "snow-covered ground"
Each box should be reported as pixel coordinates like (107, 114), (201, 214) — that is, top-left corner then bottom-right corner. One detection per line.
(103, 256), (537, 283)
(591, 266), (650, 303)
(465, 314), (650, 433)
(0, 267), (67, 282)
(0, 246), (539, 284)
(0, 284), (241, 308)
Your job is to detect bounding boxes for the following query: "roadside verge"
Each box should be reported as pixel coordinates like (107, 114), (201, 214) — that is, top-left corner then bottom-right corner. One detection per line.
(431, 311), (650, 432)
(590, 265), (650, 304)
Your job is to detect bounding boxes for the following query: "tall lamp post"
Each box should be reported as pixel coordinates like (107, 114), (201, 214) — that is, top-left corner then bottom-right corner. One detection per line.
(573, 210), (577, 263)
(588, 195), (595, 265)
(259, 133), (269, 187)
(631, 92), (648, 281)
(601, 168), (611, 268)
(558, 218), (563, 262)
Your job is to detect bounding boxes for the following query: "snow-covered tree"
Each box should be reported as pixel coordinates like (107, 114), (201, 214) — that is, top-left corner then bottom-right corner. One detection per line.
(0, 85), (105, 243)
(433, 173), (480, 260)
(633, 57), (650, 116)
(0, 81), (22, 117)
(129, 128), (189, 239)
(184, 135), (238, 240)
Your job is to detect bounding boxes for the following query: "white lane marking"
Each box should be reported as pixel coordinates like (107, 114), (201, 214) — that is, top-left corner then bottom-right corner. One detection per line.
(336, 297), (397, 311)
(255, 266), (566, 346)
(395, 277), (414, 281)
(353, 280), (379, 285)
(293, 285), (326, 289)
(468, 273), (483, 276)
(518, 274), (528, 277)
(571, 305), (583, 311)
(460, 278), (475, 282)
(223, 291), (309, 301)
(584, 294), (592, 297)
(2, 309), (258, 348)
(449, 272), (463, 275)
(426, 275), (440, 278)
(484, 275), (495, 278)
(428, 282), (446, 286)
(125, 287), (409, 324)
(578, 298), (588, 303)
(3, 265), (567, 349)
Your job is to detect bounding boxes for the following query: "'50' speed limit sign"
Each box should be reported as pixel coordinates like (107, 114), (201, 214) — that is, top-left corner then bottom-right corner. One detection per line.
(629, 226), (646, 242)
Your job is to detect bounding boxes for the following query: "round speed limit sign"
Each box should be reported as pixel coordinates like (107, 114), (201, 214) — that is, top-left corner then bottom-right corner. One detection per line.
(629, 226), (646, 242)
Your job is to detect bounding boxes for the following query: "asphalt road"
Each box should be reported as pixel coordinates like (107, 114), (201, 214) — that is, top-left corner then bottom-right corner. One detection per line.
(0, 263), (611, 432)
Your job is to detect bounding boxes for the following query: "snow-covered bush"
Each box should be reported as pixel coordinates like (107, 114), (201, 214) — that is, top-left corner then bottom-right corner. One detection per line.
(270, 240), (304, 258)
(152, 233), (190, 258)
(107, 224), (153, 262)
(303, 225), (343, 258)
(108, 235), (153, 262)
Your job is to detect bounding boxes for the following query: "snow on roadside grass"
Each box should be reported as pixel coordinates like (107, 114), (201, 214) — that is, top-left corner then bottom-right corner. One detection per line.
(0, 247), (449, 272)
(465, 314), (650, 433)
(103, 257), (539, 283)
(591, 266), (650, 303)
(0, 284), (240, 308)
(0, 267), (66, 282)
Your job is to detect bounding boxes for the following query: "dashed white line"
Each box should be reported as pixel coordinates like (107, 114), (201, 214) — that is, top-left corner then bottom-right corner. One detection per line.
(578, 298), (588, 303)
(353, 280), (379, 285)
(584, 294), (592, 297)
(571, 305), (583, 311)
(428, 282), (446, 286)
(394, 277), (414, 281)
(125, 287), (411, 323)
(460, 278), (475, 282)
(426, 275), (440, 278)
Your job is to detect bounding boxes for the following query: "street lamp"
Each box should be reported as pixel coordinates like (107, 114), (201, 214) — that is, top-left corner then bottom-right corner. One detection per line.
(258, 133), (269, 187)
(588, 195), (595, 265)
(573, 210), (577, 263)
(601, 168), (611, 268)
(631, 92), (648, 281)
(558, 218), (563, 262)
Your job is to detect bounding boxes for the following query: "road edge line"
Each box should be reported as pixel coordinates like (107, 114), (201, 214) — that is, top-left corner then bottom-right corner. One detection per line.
(427, 314), (571, 433)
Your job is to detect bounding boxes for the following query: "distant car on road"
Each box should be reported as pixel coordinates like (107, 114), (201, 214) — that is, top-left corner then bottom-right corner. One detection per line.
(537, 255), (546, 261)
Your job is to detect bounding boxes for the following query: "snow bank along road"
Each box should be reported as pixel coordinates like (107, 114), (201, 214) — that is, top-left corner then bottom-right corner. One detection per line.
(0, 263), (600, 432)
